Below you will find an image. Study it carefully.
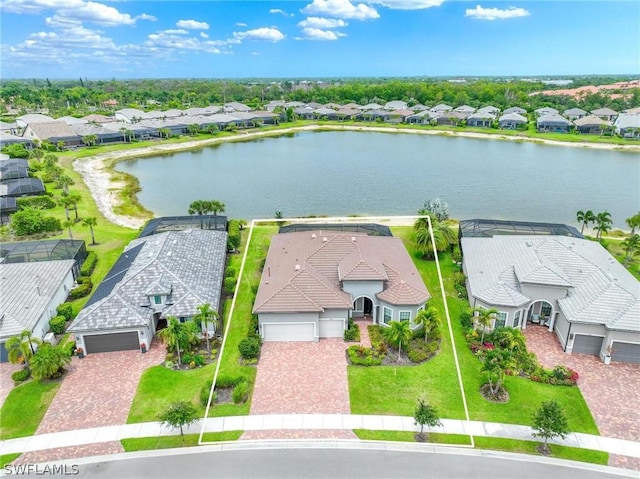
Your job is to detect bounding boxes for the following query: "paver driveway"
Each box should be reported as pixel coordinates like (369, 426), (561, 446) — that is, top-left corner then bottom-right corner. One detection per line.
(524, 325), (640, 470)
(0, 362), (21, 408)
(14, 342), (164, 464)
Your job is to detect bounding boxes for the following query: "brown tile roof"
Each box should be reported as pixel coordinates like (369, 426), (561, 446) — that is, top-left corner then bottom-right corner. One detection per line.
(25, 121), (79, 140)
(253, 231), (430, 314)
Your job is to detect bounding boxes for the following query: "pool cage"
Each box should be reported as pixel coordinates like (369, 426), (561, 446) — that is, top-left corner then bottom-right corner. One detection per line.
(138, 215), (228, 238)
(458, 219), (584, 240)
(279, 223), (393, 236)
(0, 239), (87, 277)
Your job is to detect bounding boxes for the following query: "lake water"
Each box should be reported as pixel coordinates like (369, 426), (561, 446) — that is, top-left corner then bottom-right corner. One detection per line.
(117, 131), (640, 228)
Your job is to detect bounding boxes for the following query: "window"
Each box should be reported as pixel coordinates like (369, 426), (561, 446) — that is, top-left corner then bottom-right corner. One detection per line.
(513, 310), (521, 328)
(153, 295), (162, 305)
(383, 307), (392, 324)
(179, 317), (187, 323)
(495, 312), (507, 329)
(399, 311), (411, 323)
(541, 303), (552, 318)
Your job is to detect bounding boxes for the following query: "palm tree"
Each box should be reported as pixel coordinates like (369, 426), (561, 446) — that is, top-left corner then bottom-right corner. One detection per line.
(208, 200), (225, 218)
(621, 234), (640, 266)
(30, 343), (72, 380)
(58, 194), (74, 221)
(473, 307), (498, 344)
(82, 216), (98, 244)
(119, 127), (129, 143)
(626, 212), (640, 235)
(414, 307), (441, 343)
(67, 191), (81, 221)
(56, 174), (73, 194)
(481, 348), (515, 396)
(414, 220), (456, 260)
(383, 320), (413, 362)
(193, 304), (220, 353)
(238, 219), (247, 230)
(62, 219), (75, 239)
(158, 316), (185, 365)
(576, 210), (596, 235)
(594, 211), (613, 239)
(187, 200), (211, 216)
(187, 123), (200, 136)
(6, 330), (42, 366)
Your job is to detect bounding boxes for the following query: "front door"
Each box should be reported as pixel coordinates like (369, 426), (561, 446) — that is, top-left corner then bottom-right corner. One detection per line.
(363, 297), (373, 315)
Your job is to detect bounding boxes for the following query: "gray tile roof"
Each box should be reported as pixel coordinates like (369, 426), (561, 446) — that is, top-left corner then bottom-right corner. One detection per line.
(462, 236), (640, 331)
(534, 107), (559, 116)
(614, 113), (640, 130)
(590, 107), (618, 116)
(25, 121), (80, 141)
(503, 106), (527, 115)
(499, 113), (528, 123)
(0, 260), (75, 340)
(573, 115), (611, 127)
(69, 229), (227, 332)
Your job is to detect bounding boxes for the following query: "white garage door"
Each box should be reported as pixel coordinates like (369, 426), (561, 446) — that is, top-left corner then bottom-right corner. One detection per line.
(262, 323), (315, 342)
(319, 319), (345, 338)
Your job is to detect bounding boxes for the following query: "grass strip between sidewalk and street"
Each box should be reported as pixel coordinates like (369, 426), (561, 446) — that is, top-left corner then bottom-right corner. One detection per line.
(121, 431), (242, 452)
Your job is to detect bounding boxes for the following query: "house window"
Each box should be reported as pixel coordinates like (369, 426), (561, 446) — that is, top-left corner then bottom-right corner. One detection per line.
(399, 311), (411, 323)
(153, 295), (162, 305)
(513, 310), (521, 328)
(540, 303), (552, 318)
(383, 307), (392, 324)
(179, 317), (187, 323)
(494, 312), (507, 329)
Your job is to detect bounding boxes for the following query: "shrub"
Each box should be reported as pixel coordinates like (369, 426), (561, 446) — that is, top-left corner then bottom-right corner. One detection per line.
(238, 337), (261, 359)
(248, 314), (260, 339)
(11, 208), (61, 236)
(459, 308), (473, 329)
(12, 368), (30, 383)
(200, 380), (215, 407)
(216, 374), (246, 389)
(224, 277), (237, 295)
(17, 195), (56, 210)
(192, 354), (205, 367)
(344, 320), (360, 341)
(225, 266), (236, 278)
(56, 303), (74, 321)
(69, 276), (92, 299)
(49, 315), (67, 335)
(80, 251), (98, 277)
(368, 325), (385, 348)
(227, 219), (241, 251)
(347, 345), (383, 366)
(232, 380), (250, 404)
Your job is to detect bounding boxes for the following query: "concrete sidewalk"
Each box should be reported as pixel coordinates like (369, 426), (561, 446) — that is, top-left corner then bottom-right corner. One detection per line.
(2, 414), (639, 458)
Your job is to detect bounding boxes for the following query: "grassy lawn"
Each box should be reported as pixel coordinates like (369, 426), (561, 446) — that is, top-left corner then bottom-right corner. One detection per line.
(120, 431), (242, 452)
(354, 429), (472, 445)
(0, 454), (21, 468)
(0, 379), (61, 440)
(349, 226), (598, 434)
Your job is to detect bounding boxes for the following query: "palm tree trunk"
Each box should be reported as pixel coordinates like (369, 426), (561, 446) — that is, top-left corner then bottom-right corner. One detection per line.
(90, 226), (96, 245)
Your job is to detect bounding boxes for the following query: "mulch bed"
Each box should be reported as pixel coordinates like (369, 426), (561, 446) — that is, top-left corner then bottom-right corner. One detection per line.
(480, 383), (510, 403)
(215, 387), (233, 404)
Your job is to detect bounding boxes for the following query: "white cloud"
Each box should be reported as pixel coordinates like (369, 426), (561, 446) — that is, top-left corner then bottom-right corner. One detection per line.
(301, 27), (346, 40)
(160, 29), (188, 35)
(301, 0), (379, 20)
(298, 17), (347, 28)
(233, 27), (285, 42)
(136, 13), (157, 22)
(365, 0), (444, 9)
(464, 5), (530, 20)
(176, 19), (210, 30)
(269, 8), (294, 16)
(200, 32), (209, 39)
(1, 0), (83, 14)
(235, 22), (247, 27)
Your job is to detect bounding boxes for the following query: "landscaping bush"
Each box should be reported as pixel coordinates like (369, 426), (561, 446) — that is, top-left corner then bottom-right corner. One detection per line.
(215, 374), (246, 389)
(80, 251), (97, 277)
(344, 319), (360, 341)
(248, 314), (260, 338)
(49, 315), (67, 335)
(368, 325), (385, 347)
(227, 220), (241, 251)
(200, 380), (217, 407)
(224, 277), (237, 295)
(56, 303), (74, 321)
(69, 276), (92, 299)
(11, 208), (61, 236)
(459, 308), (473, 329)
(12, 368), (30, 383)
(347, 345), (383, 366)
(232, 380), (249, 404)
(238, 337), (261, 359)
(225, 265), (236, 278)
(17, 195), (56, 210)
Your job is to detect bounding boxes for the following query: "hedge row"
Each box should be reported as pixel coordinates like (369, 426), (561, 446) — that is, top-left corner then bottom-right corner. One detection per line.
(227, 219), (241, 251)
(80, 251), (97, 277)
(17, 195), (56, 210)
(69, 276), (93, 299)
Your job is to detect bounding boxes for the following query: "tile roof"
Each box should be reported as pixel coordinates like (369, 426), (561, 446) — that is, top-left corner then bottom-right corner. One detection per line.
(573, 115), (611, 127)
(0, 260), (75, 340)
(462, 236), (640, 331)
(254, 231), (430, 314)
(69, 229), (227, 332)
(25, 121), (80, 140)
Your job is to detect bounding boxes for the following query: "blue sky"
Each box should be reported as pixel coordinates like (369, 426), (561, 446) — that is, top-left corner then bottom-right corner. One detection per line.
(1, 0), (638, 79)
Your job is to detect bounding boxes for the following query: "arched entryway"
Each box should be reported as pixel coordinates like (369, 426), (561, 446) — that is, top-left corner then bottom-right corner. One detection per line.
(352, 296), (375, 322)
(526, 300), (554, 331)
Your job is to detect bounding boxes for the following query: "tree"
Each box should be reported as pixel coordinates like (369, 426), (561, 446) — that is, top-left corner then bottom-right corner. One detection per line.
(188, 123), (200, 136)
(82, 134), (98, 147)
(56, 174), (73, 194)
(30, 343), (72, 380)
(82, 216), (98, 244)
(6, 330), (42, 366)
(208, 200), (225, 218)
(576, 210), (596, 235)
(187, 199), (211, 216)
(594, 210), (613, 239)
(158, 316), (185, 365)
(383, 320), (413, 362)
(414, 398), (442, 441)
(473, 307), (498, 344)
(159, 401), (199, 438)
(56, 141), (65, 151)
(626, 212), (640, 235)
(62, 218), (75, 239)
(67, 191), (81, 221)
(421, 198), (450, 222)
(414, 218), (456, 260)
(414, 307), (441, 343)
(238, 219), (247, 230)
(621, 234), (640, 266)
(481, 348), (515, 397)
(193, 303), (220, 353)
(57, 194), (74, 221)
(531, 400), (569, 455)
(159, 128), (170, 139)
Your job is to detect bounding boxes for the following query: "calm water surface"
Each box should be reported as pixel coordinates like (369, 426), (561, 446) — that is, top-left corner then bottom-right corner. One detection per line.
(117, 131), (640, 228)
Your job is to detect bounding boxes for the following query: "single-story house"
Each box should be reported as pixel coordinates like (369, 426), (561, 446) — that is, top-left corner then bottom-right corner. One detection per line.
(114, 108), (149, 123)
(573, 115), (612, 135)
(591, 108), (618, 122)
(614, 113), (640, 138)
(253, 230), (430, 342)
(405, 110), (432, 124)
(498, 112), (528, 130)
(0, 239), (87, 278)
(335, 108), (360, 120)
(536, 114), (572, 133)
(0, 178), (45, 197)
(453, 105), (476, 115)
(70, 123), (124, 145)
(15, 114), (55, 128)
(22, 122), (83, 148)
(432, 111), (468, 126)
(462, 235), (640, 364)
(0, 259), (76, 362)
(477, 106), (500, 116)
(384, 100), (408, 110)
(313, 107), (339, 120)
(503, 106), (527, 115)
(360, 103), (384, 111)
(223, 102), (251, 113)
(68, 228), (227, 355)
(466, 112), (496, 128)
(563, 108), (588, 120)
(534, 107), (559, 117)
(623, 106), (640, 115)
(293, 107), (315, 120)
(81, 114), (115, 124)
(0, 133), (33, 148)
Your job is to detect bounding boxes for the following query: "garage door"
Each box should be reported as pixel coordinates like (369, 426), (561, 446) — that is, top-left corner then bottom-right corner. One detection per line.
(262, 323), (315, 342)
(0, 342), (8, 363)
(611, 342), (640, 364)
(84, 332), (140, 353)
(572, 335), (604, 356)
(319, 319), (345, 338)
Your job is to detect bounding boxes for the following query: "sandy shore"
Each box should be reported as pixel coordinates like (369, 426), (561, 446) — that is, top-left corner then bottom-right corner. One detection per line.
(73, 125), (640, 229)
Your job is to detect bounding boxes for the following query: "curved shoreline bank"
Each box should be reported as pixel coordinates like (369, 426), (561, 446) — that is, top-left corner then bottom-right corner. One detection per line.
(72, 124), (640, 229)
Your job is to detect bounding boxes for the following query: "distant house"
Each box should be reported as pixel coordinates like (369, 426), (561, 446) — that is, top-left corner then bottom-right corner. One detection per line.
(477, 106), (500, 116)
(503, 106), (527, 115)
(0, 178), (45, 197)
(223, 102), (251, 113)
(614, 113), (640, 139)
(573, 115), (612, 135)
(410, 104), (429, 112)
(0, 133), (33, 148)
(313, 107), (338, 119)
(498, 112), (528, 130)
(590, 107), (618, 122)
(430, 104), (453, 113)
(563, 108), (587, 120)
(15, 114), (55, 128)
(453, 105), (476, 115)
(623, 106), (640, 115)
(335, 108), (359, 120)
(466, 111), (495, 128)
(23, 122), (83, 147)
(534, 107), (559, 117)
(405, 110), (431, 124)
(0, 260), (76, 362)
(253, 230), (430, 342)
(70, 123), (124, 145)
(114, 108), (149, 123)
(384, 100), (408, 110)
(386, 109), (413, 123)
(536, 113), (572, 133)
(293, 106), (315, 120)
(462, 235), (640, 364)
(69, 228), (227, 355)
(432, 111), (468, 126)
(360, 103), (384, 111)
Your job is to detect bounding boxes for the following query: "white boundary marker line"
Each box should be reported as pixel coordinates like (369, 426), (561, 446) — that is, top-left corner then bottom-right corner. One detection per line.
(199, 214), (471, 445)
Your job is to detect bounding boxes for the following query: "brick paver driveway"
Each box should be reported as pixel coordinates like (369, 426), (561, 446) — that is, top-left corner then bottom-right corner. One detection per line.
(243, 338), (354, 440)
(0, 362), (21, 408)
(15, 342), (165, 464)
(524, 326), (640, 470)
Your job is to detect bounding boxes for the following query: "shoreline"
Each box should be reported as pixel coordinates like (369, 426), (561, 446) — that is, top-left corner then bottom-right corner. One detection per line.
(72, 124), (640, 229)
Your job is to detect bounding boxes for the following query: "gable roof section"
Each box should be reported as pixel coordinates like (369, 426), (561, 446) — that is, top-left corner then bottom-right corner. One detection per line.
(25, 121), (80, 141)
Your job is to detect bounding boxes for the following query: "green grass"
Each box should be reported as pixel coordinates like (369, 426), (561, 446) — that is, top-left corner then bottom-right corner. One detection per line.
(120, 431), (242, 452)
(0, 379), (61, 440)
(600, 236), (640, 280)
(349, 226), (598, 435)
(1, 454), (21, 468)
(354, 429), (472, 445)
